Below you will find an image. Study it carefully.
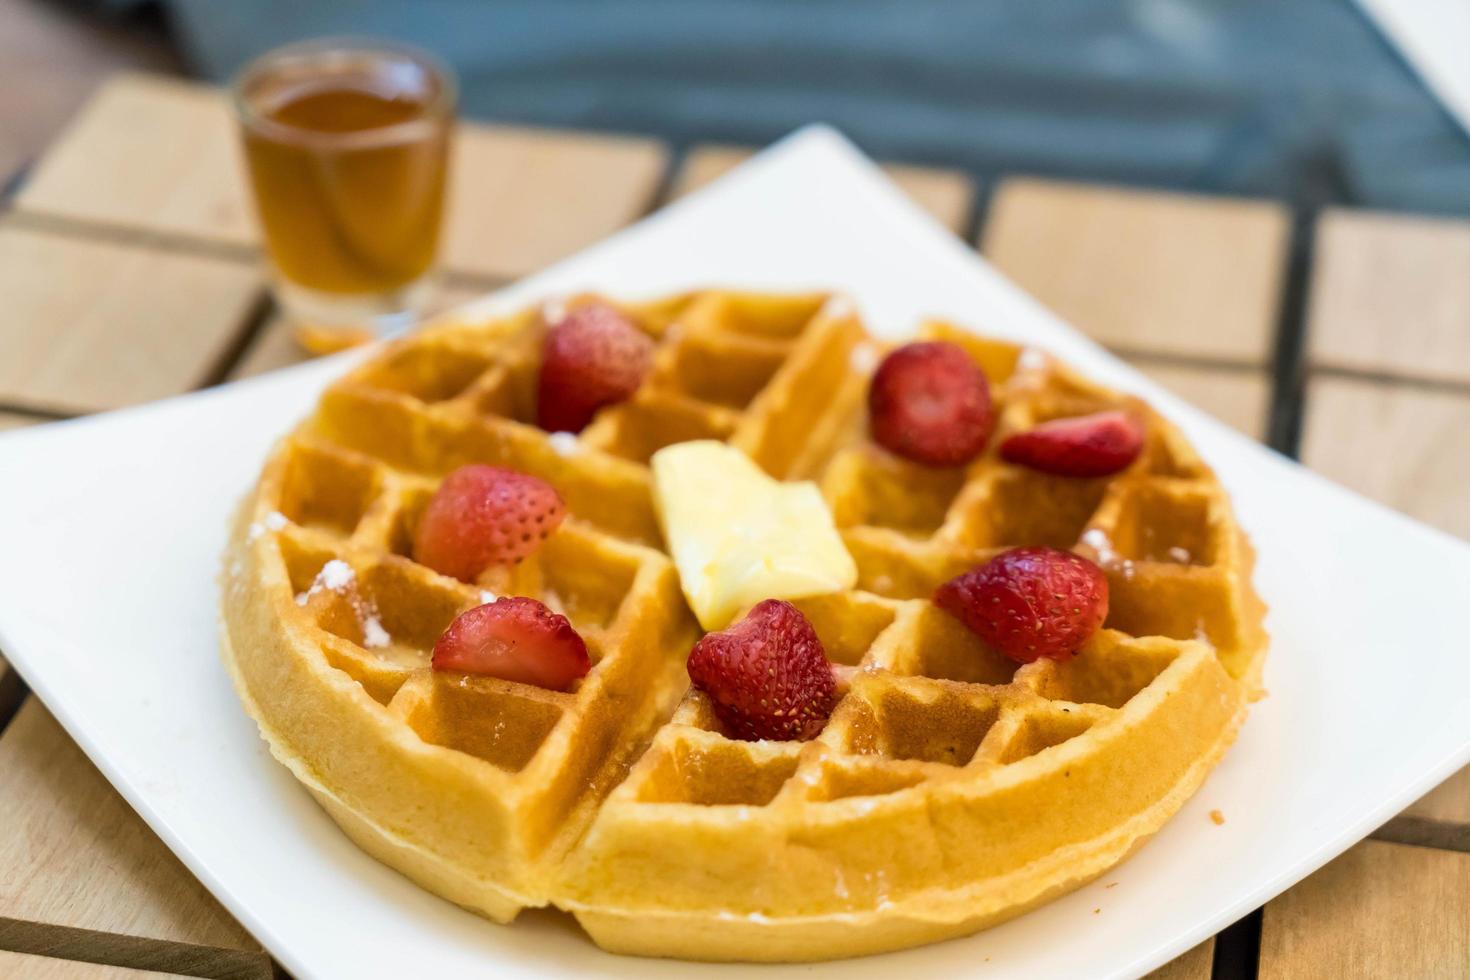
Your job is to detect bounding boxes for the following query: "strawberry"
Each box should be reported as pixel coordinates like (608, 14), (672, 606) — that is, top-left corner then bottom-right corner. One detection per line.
(413, 465), (566, 581)
(934, 546), (1108, 663)
(432, 596), (590, 690)
(537, 303), (655, 433)
(868, 341), (993, 467)
(686, 599), (836, 742)
(999, 410), (1144, 478)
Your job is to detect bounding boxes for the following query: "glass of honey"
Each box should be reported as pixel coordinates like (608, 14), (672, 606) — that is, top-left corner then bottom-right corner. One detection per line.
(232, 38), (455, 351)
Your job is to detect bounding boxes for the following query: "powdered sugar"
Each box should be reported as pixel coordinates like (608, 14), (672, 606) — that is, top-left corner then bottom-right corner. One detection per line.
(821, 294), (856, 320)
(1017, 346), (1050, 373)
(361, 613), (391, 649)
(1081, 529), (1118, 563)
(293, 559), (395, 648)
(849, 341), (881, 375)
(247, 510), (290, 542)
(1167, 546), (1193, 564)
(547, 431), (580, 457)
(318, 559), (354, 591)
(1081, 528), (1136, 580)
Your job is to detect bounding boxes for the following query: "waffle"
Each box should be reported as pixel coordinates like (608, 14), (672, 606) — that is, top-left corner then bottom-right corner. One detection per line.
(220, 289), (1267, 961)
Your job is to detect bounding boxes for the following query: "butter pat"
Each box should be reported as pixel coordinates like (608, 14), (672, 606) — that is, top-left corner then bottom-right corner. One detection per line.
(651, 441), (858, 630)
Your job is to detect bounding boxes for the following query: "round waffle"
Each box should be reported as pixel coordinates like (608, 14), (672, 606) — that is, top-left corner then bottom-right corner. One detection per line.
(220, 289), (1267, 961)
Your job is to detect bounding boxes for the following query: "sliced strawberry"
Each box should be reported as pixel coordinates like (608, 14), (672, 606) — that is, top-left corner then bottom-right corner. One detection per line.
(537, 303), (655, 433)
(413, 465), (566, 581)
(687, 599), (836, 742)
(934, 546), (1108, 663)
(1000, 410), (1145, 478)
(432, 596), (590, 690)
(868, 341), (993, 467)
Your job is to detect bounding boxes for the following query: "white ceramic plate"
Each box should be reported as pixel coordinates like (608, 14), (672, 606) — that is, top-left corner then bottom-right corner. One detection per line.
(1, 128), (1466, 980)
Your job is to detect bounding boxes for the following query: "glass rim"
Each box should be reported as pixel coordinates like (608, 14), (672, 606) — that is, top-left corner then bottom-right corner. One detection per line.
(230, 36), (457, 151)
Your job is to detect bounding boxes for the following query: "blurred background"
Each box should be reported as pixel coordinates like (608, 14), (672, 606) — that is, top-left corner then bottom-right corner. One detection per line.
(6, 0), (1468, 214)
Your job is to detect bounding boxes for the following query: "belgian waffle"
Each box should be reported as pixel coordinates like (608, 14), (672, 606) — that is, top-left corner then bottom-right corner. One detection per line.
(220, 289), (1267, 960)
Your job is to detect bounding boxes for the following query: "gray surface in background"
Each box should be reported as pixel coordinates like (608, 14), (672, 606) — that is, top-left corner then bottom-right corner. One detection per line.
(152, 0), (1470, 215)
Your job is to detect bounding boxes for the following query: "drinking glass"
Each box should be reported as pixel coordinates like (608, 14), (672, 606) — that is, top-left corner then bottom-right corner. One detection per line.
(232, 38), (456, 350)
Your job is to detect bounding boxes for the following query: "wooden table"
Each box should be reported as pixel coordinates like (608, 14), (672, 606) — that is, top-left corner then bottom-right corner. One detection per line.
(1, 72), (1467, 980)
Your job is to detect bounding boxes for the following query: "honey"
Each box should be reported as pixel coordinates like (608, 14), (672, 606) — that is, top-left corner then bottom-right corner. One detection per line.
(236, 44), (453, 300)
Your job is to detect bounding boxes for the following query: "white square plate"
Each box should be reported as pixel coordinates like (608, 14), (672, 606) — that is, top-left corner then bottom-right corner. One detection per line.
(1, 128), (1467, 980)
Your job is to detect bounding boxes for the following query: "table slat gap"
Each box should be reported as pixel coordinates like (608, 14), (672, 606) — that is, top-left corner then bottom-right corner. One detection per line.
(1308, 364), (1470, 399)
(0, 923), (273, 980)
(1371, 816), (1470, 853)
(2, 210), (260, 266)
(1142, 938), (1215, 979)
(0, 947), (199, 979)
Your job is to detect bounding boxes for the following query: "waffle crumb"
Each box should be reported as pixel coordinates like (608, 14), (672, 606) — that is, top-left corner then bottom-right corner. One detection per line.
(1210, 809), (1225, 825)
(1105, 882), (1118, 889)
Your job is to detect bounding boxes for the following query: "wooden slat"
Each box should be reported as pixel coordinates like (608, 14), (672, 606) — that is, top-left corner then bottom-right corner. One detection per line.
(1404, 768), (1470, 825)
(672, 144), (975, 234)
(0, 414), (41, 432)
(0, 950), (191, 979)
(15, 74), (254, 247)
(0, 224), (262, 415)
(1126, 362), (1269, 440)
(1259, 840), (1470, 979)
(444, 126), (667, 280)
(227, 283), (486, 381)
(981, 179), (1289, 363)
(1306, 210), (1470, 386)
(1301, 377), (1470, 541)
(0, 700), (270, 979)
